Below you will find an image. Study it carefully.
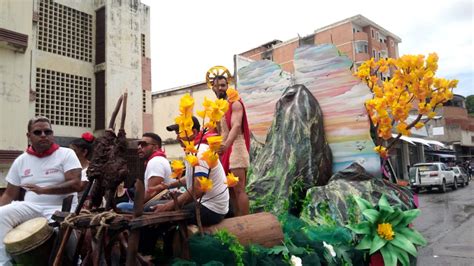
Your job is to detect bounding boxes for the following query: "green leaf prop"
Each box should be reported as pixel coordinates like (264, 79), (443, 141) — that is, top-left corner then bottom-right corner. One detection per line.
(346, 194), (427, 266)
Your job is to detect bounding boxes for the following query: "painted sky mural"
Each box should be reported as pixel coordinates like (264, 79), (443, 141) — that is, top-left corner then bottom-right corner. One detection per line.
(236, 44), (381, 176)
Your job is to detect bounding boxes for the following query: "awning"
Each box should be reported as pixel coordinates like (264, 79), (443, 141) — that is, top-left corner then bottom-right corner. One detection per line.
(392, 134), (446, 148)
(426, 153), (456, 158)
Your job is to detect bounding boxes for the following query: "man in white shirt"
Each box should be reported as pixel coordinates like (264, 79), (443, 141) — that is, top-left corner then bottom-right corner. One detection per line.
(116, 132), (171, 211)
(0, 116), (82, 265)
(151, 117), (229, 226)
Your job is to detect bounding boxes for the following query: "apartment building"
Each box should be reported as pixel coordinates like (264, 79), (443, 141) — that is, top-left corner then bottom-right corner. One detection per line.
(0, 0), (152, 185)
(239, 14), (401, 73)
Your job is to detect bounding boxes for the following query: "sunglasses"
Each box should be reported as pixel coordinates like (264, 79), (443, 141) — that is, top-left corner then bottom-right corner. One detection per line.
(32, 129), (54, 136)
(137, 141), (156, 147)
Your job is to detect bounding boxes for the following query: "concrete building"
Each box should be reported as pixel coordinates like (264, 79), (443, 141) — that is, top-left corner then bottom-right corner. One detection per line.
(152, 82), (215, 160)
(0, 0), (151, 186)
(239, 14), (401, 73)
(424, 95), (474, 162)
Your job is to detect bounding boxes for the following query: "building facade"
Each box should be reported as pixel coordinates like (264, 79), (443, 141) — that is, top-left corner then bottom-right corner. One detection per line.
(239, 14), (401, 73)
(0, 0), (151, 186)
(151, 82), (215, 160)
(425, 95), (474, 162)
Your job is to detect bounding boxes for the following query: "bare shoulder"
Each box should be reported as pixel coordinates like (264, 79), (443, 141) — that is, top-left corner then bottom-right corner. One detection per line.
(231, 100), (243, 111)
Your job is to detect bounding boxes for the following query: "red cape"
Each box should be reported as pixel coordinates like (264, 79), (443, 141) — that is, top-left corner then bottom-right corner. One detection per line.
(221, 99), (251, 174)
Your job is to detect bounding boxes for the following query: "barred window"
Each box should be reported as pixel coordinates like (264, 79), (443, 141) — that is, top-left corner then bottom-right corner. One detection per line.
(141, 34), (146, 57)
(35, 68), (92, 128)
(142, 90), (147, 113)
(37, 0), (93, 62)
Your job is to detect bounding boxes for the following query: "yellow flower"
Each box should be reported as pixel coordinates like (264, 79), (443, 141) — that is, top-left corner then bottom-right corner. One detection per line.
(225, 172), (239, 187)
(179, 93), (194, 116)
(396, 122), (410, 136)
(185, 154), (199, 167)
(226, 87), (240, 103)
(206, 136), (223, 152)
(414, 122), (425, 129)
(204, 120), (217, 130)
(197, 177), (213, 193)
(183, 140), (197, 154)
(427, 111), (437, 119)
(374, 146), (388, 158)
(377, 223), (395, 241)
(170, 160), (185, 179)
(201, 149), (219, 169)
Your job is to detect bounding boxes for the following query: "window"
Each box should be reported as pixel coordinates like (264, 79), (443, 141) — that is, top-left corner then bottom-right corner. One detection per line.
(142, 90), (147, 113)
(372, 49), (377, 59)
(371, 29), (374, 38)
(35, 68), (92, 127)
(141, 34), (146, 57)
(262, 50), (273, 61)
(37, 0), (93, 62)
(375, 32), (379, 40)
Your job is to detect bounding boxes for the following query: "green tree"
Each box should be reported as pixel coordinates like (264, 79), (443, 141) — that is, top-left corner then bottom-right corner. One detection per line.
(466, 95), (474, 114)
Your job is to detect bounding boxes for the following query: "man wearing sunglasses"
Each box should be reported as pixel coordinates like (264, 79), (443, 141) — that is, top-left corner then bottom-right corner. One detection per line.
(116, 132), (171, 212)
(0, 116), (82, 264)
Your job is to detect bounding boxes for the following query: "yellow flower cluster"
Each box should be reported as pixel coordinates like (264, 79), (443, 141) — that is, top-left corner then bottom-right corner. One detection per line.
(225, 172), (239, 187)
(226, 87), (241, 103)
(357, 53), (457, 156)
(197, 97), (229, 130)
(377, 223), (395, 241)
(175, 93), (195, 139)
(170, 160), (185, 179)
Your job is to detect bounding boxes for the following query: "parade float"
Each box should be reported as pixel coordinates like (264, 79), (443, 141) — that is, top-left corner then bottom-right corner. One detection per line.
(3, 44), (457, 266)
(168, 45), (456, 265)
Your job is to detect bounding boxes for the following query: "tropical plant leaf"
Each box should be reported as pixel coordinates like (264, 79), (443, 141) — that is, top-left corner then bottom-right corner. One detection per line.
(362, 209), (380, 223)
(370, 234), (387, 254)
(399, 227), (427, 246)
(391, 233), (417, 257)
(267, 245), (289, 256)
(378, 194), (394, 213)
(389, 243), (410, 266)
(399, 209), (421, 227)
(380, 245), (397, 266)
(346, 221), (371, 234)
(354, 196), (373, 211)
(387, 209), (404, 226)
(356, 235), (373, 250)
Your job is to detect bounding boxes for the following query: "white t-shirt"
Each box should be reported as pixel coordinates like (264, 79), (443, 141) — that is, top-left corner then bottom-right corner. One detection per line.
(185, 144), (229, 215)
(6, 147), (82, 218)
(144, 156), (172, 191)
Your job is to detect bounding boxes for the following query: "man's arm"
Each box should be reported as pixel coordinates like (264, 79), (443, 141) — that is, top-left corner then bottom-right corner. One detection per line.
(153, 176), (204, 212)
(147, 176), (186, 194)
(145, 176), (164, 202)
(22, 168), (82, 195)
(0, 183), (21, 206)
(219, 101), (243, 155)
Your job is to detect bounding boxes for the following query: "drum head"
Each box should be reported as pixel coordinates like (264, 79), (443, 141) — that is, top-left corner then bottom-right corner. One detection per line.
(4, 217), (53, 254)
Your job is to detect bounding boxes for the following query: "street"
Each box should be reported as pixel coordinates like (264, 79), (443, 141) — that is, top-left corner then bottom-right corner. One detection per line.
(414, 183), (474, 266)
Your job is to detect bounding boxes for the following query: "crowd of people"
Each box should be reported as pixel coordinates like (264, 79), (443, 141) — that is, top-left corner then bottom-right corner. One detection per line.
(0, 74), (250, 263)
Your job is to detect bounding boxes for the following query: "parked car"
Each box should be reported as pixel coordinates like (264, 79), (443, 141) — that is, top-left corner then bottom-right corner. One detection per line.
(409, 162), (456, 193)
(452, 166), (469, 187)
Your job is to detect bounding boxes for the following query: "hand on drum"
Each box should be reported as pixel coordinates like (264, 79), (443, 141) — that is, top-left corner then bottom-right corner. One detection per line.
(22, 184), (45, 194)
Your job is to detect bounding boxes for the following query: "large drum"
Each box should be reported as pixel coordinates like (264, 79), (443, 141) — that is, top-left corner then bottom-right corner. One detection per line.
(3, 217), (55, 265)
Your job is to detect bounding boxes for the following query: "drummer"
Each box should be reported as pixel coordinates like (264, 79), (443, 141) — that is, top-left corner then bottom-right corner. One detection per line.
(0, 116), (82, 265)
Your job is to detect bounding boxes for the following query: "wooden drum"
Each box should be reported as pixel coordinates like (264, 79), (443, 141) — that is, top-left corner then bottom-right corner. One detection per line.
(3, 217), (55, 265)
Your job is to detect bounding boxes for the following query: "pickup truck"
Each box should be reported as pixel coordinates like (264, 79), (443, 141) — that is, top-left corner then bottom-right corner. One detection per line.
(409, 162), (456, 193)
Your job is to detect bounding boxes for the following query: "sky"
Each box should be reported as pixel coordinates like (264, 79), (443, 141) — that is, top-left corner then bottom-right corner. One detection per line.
(141, 0), (473, 96)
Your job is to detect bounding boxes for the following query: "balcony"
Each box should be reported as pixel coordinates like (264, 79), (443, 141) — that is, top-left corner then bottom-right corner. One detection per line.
(354, 32), (368, 41)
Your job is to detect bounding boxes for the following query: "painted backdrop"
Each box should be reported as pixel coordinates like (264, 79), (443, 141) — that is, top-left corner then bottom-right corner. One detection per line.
(236, 44), (380, 176)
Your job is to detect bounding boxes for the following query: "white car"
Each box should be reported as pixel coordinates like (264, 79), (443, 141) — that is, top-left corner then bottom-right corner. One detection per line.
(452, 166), (469, 187)
(409, 162), (456, 193)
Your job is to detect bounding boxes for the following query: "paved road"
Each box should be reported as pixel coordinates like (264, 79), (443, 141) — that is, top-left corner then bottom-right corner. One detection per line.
(413, 182), (474, 266)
